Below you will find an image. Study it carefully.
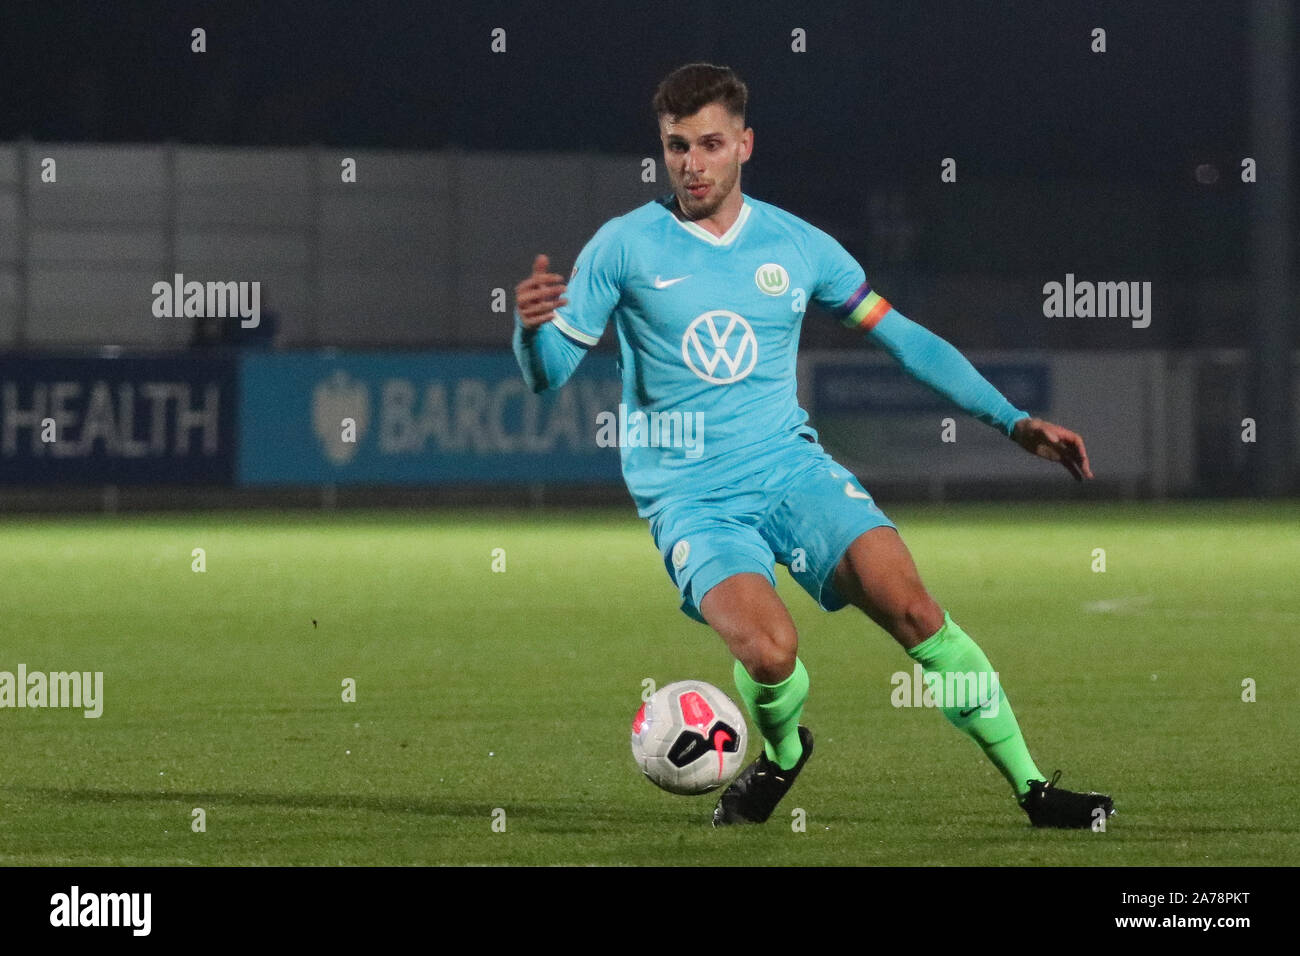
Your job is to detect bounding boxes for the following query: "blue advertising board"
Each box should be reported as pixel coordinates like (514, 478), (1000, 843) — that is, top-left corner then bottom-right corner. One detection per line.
(0, 354), (237, 484)
(802, 353), (1056, 480)
(238, 352), (624, 485)
(812, 361), (1050, 415)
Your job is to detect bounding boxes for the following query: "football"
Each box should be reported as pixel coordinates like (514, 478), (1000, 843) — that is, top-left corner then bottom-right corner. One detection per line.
(630, 680), (748, 795)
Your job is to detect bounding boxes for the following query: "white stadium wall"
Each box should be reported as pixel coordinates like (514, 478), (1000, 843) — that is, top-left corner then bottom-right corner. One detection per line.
(0, 142), (658, 349)
(0, 142), (1295, 495)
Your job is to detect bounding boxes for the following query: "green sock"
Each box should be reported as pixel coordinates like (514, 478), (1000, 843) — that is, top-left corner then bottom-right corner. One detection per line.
(907, 612), (1045, 798)
(732, 657), (808, 771)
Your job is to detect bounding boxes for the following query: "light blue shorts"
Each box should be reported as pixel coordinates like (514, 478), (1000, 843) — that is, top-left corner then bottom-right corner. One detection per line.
(648, 435), (896, 624)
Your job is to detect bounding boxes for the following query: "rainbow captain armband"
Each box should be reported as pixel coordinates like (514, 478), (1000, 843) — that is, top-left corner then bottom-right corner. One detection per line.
(835, 281), (892, 332)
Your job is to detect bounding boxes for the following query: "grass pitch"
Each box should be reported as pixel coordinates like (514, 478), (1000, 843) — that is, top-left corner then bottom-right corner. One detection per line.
(1, 501), (1297, 866)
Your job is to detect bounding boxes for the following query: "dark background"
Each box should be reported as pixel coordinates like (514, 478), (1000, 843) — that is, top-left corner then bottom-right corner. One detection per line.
(0, 1), (1293, 348)
(0, 2), (1262, 179)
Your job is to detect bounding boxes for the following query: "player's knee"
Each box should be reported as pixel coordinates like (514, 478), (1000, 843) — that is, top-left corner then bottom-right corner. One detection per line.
(740, 620), (798, 684)
(885, 593), (944, 645)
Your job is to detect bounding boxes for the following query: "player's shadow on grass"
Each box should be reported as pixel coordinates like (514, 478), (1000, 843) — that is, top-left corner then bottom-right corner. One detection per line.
(17, 786), (688, 826)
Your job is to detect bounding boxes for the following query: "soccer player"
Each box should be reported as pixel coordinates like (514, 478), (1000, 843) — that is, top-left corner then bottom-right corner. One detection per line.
(513, 63), (1114, 828)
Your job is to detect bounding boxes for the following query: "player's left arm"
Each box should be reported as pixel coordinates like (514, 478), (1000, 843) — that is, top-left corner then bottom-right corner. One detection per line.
(1007, 415), (1093, 481)
(859, 302), (1092, 481)
(806, 227), (1091, 481)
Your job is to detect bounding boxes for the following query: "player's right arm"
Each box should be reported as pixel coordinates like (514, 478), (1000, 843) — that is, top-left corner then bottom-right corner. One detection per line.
(513, 254), (583, 392)
(515, 253), (570, 330)
(512, 222), (624, 393)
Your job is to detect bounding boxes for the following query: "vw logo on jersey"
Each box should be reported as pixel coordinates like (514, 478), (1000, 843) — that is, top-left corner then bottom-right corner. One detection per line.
(682, 310), (758, 384)
(755, 263), (790, 296)
(672, 539), (690, 570)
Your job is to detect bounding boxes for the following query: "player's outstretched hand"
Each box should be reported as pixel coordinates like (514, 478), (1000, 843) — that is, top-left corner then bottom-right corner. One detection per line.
(514, 254), (569, 330)
(1011, 417), (1094, 481)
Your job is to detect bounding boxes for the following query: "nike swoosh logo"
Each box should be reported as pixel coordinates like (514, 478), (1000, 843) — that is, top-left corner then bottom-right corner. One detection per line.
(843, 482), (871, 500)
(653, 275), (691, 289)
(959, 699), (995, 717)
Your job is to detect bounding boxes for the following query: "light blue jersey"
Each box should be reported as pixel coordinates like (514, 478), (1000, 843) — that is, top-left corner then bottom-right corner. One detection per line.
(516, 191), (1026, 520)
(548, 193), (876, 516)
(515, 191), (1028, 619)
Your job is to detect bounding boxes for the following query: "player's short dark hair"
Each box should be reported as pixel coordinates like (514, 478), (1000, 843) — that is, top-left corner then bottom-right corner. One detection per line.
(652, 63), (748, 123)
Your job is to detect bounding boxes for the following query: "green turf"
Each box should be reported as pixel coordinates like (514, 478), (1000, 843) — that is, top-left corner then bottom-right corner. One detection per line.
(1, 501), (1297, 865)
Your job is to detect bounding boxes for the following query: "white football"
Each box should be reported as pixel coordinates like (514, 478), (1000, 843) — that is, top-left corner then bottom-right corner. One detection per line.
(630, 680), (748, 795)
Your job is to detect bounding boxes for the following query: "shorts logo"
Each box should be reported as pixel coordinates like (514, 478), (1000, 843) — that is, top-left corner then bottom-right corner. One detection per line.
(682, 310), (758, 384)
(755, 263), (789, 296)
(672, 539), (691, 570)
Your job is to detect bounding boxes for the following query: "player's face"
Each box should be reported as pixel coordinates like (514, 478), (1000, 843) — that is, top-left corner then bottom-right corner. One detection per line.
(659, 103), (753, 221)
